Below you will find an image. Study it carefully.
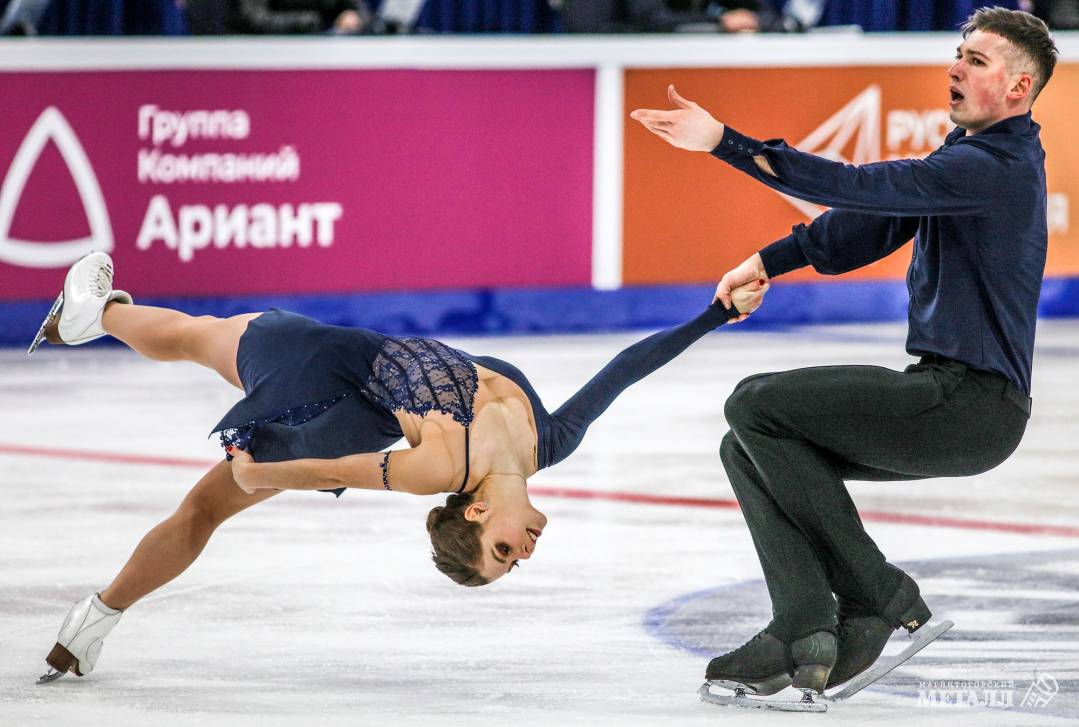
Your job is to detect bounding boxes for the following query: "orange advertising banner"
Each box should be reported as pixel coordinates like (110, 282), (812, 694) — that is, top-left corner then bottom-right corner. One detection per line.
(623, 64), (1078, 286)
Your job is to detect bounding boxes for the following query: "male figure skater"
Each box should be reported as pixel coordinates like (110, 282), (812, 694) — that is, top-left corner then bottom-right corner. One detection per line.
(632, 7), (1057, 698)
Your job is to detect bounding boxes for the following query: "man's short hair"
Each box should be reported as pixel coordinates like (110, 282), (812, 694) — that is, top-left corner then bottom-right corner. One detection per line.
(962, 7), (1058, 102)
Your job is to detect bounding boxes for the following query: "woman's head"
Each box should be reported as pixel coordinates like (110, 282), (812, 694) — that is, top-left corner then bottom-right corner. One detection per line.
(426, 491), (486, 586)
(426, 474), (547, 586)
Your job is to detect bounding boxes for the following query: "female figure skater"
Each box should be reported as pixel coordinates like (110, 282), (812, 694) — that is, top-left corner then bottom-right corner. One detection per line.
(33, 252), (766, 683)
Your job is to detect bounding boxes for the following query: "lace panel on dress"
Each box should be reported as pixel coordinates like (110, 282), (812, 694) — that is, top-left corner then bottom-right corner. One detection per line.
(362, 337), (478, 427)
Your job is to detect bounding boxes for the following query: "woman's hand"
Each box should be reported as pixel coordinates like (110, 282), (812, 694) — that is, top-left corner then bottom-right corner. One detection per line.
(727, 278), (770, 324)
(226, 445), (259, 494)
(715, 252), (770, 324)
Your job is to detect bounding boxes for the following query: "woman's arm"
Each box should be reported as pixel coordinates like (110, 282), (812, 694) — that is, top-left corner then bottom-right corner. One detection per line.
(228, 438), (458, 496)
(545, 282), (766, 467)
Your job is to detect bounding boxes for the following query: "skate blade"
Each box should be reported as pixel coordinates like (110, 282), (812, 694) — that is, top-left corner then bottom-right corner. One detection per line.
(699, 682), (827, 713)
(823, 619), (954, 702)
(27, 292), (64, 356)
(36, 669), (65, 685)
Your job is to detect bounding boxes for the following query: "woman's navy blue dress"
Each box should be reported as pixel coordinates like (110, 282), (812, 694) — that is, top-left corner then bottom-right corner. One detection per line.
(212, 304), (739, 493)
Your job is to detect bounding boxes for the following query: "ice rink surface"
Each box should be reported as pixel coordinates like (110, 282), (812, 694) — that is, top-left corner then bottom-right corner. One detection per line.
(2, 318), (1078, 726)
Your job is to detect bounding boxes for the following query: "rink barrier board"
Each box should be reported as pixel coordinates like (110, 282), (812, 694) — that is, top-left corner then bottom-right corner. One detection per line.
(2, 277), (1078, 347)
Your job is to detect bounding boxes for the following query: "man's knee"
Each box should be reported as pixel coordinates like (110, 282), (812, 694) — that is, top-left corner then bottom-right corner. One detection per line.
(724, 372), (776, 430)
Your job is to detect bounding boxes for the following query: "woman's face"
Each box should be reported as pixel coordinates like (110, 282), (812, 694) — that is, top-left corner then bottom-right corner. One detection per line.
(468, 498), (548, 583)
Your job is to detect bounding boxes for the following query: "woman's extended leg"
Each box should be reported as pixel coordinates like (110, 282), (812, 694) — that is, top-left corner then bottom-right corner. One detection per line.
(41, 462), (279, 680)
(98, 460), (279, 610)
(102, 303), (261, 389)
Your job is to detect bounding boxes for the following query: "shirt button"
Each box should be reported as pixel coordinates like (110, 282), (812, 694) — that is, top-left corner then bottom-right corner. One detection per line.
(727, 140), (734, 145)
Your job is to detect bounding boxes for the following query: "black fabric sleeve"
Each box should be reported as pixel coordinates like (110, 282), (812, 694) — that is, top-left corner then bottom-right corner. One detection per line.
(758, 234), (809, 278)
(711, 125), (1008, 216)
(759, 209), (919, 278)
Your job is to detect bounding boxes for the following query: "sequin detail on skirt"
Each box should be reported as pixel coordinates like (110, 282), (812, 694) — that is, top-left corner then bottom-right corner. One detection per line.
(363, 337), (478, 427)
(219, 392), (352, 457)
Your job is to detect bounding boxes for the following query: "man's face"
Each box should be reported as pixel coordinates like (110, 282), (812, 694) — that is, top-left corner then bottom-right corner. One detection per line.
(948, 29), (1033, 133)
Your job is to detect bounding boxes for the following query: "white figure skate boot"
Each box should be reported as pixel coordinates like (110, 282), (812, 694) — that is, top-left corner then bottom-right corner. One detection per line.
(27, 251), (132, 355)
(37, 593), (123, 684)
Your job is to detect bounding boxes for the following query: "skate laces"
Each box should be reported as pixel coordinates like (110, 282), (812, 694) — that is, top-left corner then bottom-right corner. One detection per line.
(88, 263), (114, 297)
(725, 631), (767, 657)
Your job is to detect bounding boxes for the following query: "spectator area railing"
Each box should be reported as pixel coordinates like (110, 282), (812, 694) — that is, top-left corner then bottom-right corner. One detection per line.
(0, 34), (1077, 344)
(19, 0), (1029, 36)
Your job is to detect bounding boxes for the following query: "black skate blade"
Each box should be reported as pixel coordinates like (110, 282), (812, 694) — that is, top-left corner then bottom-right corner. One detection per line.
(824, 619), (954, 702)
(36, 668), (65, 685)
(699, 682), (827, 713)
(27, 292), (64, 356)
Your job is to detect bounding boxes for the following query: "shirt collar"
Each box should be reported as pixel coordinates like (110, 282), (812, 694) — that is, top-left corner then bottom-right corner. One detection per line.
(950, 111), (1033, 142)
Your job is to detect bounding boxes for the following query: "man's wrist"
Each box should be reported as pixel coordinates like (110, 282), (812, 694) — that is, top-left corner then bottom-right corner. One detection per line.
(710, 125), (766, 160)
(758, 235), (808, 278)
(709, 121), (726, 151)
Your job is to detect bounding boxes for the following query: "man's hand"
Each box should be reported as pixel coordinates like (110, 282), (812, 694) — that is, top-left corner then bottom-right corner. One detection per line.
(226, 445), (259, 494)
(630, 85), (725, 152)
(715, 253), (769, 323)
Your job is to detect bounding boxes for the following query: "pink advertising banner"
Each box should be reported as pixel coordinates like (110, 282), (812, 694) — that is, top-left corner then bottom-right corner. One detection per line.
(0, 70), (594, 300)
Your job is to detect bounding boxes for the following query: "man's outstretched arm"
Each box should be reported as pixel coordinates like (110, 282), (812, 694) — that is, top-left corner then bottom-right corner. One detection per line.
(632, 85), (1008, 216)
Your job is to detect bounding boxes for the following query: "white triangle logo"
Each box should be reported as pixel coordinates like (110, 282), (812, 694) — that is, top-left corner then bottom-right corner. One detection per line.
(0, 107), (114, 268)
(776, 85), (882, 220)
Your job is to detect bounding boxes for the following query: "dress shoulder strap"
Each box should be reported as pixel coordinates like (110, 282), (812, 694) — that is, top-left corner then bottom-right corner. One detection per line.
(456, 425), (470, 494)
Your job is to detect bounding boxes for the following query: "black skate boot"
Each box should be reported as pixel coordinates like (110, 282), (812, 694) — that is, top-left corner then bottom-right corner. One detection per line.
(790, 630), (837, 695)
(881, 573), (932, 634)
(704, 628), (793, 696)
(826, 614), (894, 689)
(827, 574), (931, 689)
(701, 628), (835, 713)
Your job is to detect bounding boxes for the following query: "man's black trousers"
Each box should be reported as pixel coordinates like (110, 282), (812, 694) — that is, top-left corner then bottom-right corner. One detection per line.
(721, 356), (1030, 642)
